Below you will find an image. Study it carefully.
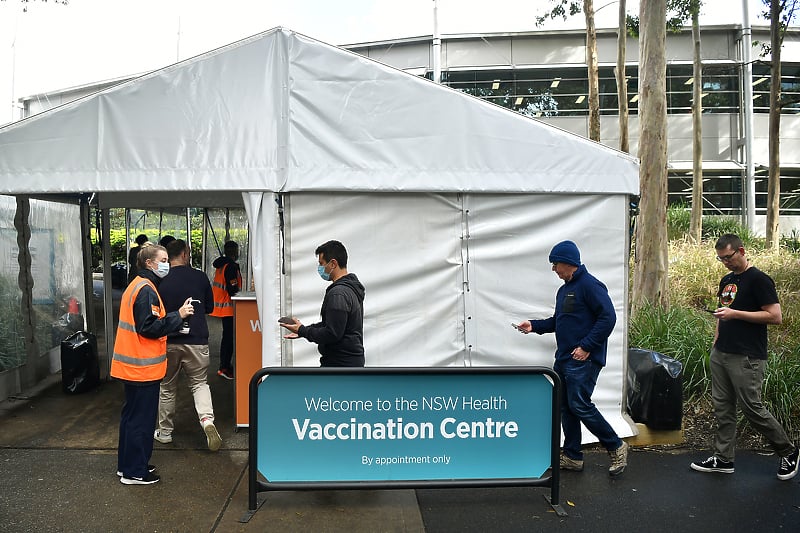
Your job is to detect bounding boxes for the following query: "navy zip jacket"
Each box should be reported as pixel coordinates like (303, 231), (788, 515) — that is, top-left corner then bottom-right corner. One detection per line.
(529, 264), (616, 366)
(158, 265), (215, 345)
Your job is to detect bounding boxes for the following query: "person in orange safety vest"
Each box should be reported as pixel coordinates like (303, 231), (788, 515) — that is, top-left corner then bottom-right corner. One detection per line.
(211, 240), (241, 380)
(112, 243), (195, 485)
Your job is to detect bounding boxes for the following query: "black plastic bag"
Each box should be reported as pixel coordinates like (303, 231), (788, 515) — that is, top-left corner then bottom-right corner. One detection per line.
(111, 262), (128, 289)
(60, 331), (100, 394)
(627, 348), (683, 430)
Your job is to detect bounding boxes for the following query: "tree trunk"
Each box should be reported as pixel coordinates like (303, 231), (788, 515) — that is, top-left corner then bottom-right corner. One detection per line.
(15, 197), (39, 388)
(584, 0), (600, 142)
(765, 0), (781, 249)
(616, 0), (629, 153)
(632, 0), (669, 312)
(689, 9), (703, 243)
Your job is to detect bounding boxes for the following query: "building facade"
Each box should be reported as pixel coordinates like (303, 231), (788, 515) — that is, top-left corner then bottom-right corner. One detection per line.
(18, 24), (800, 233)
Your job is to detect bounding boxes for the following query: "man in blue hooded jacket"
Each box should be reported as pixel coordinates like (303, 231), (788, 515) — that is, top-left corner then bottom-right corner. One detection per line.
(516, 240), (628, 476)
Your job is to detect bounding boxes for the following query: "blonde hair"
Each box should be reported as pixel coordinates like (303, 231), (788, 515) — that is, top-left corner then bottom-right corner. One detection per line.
(136, 243), (166, 270)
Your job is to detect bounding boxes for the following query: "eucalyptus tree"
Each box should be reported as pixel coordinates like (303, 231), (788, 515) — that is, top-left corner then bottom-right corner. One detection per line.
(632, 0), (669, 311)
(536, 0), (603, 142)
(761, 0), (799, 249)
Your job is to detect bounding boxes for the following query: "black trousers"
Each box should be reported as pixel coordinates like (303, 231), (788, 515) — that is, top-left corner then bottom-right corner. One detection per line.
(219, 316), (234, 371)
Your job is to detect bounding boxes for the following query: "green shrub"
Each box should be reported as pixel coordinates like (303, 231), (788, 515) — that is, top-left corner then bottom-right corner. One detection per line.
(665, 204), (759, 248)
(701, 215), (759, 248)
(780, 229), (800, 253)
(666, 203), (691, 241)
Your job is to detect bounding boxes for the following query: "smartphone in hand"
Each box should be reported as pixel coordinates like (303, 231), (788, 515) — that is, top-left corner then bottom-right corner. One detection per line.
(278, 316), (295, 324)
(511, 322), (527, 333)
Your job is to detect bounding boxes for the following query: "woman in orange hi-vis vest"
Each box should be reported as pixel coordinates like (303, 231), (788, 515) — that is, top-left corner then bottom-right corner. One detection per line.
(112, 243), (195, 485)
(211, 240), (241, 380)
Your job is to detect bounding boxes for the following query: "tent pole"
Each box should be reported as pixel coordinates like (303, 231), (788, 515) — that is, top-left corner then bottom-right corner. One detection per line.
(101, 208), (114, 379)
(225, 208), (231, 242)
(185, 207), (191, 262)
(79, 197), (95, 332)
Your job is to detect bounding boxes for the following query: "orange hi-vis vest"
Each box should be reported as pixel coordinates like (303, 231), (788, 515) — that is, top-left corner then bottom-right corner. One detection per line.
(211, 263), (240, 317)
(110, 277), (168, 382)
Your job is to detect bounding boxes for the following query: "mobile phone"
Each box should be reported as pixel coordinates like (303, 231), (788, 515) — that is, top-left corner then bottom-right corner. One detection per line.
(705, 308), (717, 314)
(278, 316), (295, 324)
(189, 299), (201, 304)
(511, 322), (526, 332)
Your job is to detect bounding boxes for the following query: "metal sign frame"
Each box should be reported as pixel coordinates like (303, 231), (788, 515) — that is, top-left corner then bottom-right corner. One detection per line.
(243, 366), (565, 522)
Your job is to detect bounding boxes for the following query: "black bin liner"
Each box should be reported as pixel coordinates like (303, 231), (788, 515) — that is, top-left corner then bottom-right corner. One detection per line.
(627, 348), (683, 430)
(111, 263), (128, 289)
(60, 331), (100, 394)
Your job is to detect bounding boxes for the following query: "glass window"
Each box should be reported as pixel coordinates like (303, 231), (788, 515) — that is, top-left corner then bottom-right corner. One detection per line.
(779, 178), (800, 213)
(28, 200), (86, 356)
(203, 208), (249, 290)
(752, 63), (800, 114)
(666, 64), (739, 114)
(754, 176), (800, 214)
(445, 63), (747, 117)
(0, 196), (25, 372)
(597, 66), (637, 115)
(667, 174), (744, 215)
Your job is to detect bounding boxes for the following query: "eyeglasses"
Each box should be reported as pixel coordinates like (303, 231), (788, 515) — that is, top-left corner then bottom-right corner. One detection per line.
(716, 249), (739, 262)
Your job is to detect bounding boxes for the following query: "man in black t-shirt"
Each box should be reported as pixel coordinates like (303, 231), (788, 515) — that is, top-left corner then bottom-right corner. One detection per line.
(690, 234), (798, 481)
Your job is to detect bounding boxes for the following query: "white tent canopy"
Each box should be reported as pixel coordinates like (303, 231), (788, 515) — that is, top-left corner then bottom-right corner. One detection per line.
(0, 27), (640, 440)
(0, 27), (637, 197)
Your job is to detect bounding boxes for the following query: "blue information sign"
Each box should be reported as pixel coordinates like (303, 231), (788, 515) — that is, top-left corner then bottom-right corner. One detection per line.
(257, 371), (553, 482)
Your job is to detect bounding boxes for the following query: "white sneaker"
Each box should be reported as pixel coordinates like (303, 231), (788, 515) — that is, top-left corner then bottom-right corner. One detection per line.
(608, 441), (629, 476)
(202, 419), (222, 452)
(153, 430), (172, 444)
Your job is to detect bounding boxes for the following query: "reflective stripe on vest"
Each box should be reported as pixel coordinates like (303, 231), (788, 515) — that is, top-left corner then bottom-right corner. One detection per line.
(110, 277), (168, 382)
(211, 263), (240, 317)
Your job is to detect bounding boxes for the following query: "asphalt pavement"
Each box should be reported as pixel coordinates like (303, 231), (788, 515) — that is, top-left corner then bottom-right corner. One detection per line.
(0, 318), (797, 532)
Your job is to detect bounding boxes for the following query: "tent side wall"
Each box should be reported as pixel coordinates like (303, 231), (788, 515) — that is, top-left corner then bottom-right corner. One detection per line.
(264, 191), (633, 439)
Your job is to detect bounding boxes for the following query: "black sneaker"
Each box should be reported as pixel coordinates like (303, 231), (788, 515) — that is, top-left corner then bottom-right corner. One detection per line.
(117, 464), (156, 477)
(777, 447), (799, 481)
(690, 456), (734, 474)
(120, 472), (160, 485)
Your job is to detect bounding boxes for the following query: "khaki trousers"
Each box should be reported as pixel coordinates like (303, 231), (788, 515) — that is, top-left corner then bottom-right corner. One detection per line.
(710, 347), (793, 461)
(157, 343), (215, 436)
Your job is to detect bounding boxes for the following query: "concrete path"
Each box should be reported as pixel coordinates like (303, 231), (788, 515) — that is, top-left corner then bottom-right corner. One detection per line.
(2, 373), (798, 532)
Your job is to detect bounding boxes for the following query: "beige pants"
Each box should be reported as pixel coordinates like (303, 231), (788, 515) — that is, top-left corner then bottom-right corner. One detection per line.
(157, 343), (215, 436)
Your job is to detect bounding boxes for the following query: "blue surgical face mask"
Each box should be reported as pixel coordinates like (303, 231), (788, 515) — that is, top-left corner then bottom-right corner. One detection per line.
(317, 262), (331, 281)
(154, 261), (170, 278)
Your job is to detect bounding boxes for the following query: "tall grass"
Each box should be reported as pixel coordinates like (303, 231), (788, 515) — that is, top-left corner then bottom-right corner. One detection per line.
(631, 209), (800, 441)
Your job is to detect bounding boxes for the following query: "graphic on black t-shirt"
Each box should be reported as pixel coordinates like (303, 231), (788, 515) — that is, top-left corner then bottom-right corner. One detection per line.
(720, 283), (737, 306)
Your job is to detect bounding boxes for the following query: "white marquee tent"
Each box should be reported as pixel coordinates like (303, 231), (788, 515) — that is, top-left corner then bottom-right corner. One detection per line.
(0, 28), (639, 438)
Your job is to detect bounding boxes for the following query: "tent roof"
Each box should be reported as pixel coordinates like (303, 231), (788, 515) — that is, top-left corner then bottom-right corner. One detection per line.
(0, 27), (639, 205)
